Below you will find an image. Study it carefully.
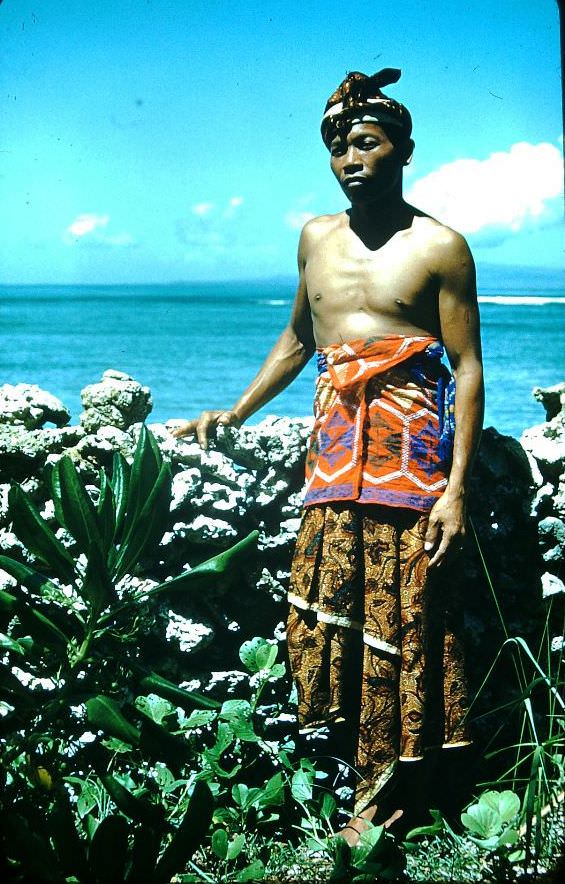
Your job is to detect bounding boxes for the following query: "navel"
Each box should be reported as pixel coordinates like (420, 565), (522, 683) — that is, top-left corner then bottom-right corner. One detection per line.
(314, 293), (322, 301)
(394, 298), (406, 308)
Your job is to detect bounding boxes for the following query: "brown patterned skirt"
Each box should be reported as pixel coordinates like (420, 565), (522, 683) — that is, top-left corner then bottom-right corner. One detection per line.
(286, 503), (471, 814)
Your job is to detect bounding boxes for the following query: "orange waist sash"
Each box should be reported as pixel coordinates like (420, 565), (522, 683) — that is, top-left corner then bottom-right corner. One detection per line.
(303, 335), (453, 511)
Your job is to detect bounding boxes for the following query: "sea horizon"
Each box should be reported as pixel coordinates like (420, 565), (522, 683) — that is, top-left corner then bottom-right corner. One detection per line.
(1, 269), (564, 440)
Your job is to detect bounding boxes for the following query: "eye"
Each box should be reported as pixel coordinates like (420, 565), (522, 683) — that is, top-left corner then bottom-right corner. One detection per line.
(358, 138), (379, 150)
(330, 141), (346, 157)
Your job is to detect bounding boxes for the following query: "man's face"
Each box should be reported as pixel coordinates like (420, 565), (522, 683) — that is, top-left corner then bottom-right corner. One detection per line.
(329, 121), (409, 205)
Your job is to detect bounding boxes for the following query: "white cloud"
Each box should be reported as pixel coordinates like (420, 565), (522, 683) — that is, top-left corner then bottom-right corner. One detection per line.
(64, 213), (135, 247)
(406, 142), (564, 236)
(191, 202), (215, 216)
(284, 210), (315, 230)
(223, 196), (245, 219)
(66, 213), (109, 237)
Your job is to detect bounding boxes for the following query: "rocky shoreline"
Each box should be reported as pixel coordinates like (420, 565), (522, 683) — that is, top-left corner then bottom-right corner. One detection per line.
(1, 369), (563, 738)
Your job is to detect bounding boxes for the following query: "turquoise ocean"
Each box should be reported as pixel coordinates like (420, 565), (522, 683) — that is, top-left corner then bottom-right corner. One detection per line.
(1, 275), (564, 439)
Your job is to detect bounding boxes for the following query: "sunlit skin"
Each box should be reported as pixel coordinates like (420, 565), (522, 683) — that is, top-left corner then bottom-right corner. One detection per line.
(170, 121), (484, 837)
(171, 120), (484, 572)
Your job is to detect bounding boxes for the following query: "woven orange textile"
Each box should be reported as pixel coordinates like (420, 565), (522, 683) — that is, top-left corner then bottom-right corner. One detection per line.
(304, 335), (454, 511)
(287, 503), (471, 814)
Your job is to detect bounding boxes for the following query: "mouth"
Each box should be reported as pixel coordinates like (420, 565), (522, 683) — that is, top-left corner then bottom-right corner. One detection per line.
(342, 176), (366, 186)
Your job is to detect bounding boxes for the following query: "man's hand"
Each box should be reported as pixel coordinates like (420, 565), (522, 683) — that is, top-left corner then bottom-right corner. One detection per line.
(424, 492), (467, 568)
(167, 410), (241, 449)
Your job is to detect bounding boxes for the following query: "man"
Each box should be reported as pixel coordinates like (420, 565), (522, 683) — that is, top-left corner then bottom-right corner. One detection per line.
(171, 68), (484, 841)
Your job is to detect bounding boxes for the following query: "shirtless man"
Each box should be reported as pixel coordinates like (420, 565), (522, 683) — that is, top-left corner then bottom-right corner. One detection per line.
(172, 68), (484, 840)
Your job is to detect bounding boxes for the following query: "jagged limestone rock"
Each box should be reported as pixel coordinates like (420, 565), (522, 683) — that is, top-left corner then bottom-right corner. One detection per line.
(538, 516), (565, 563)
(0, 383), (70, 429)
(533, 382), (565, 422)
(80, 370), (152, 433)
(0, 425), (84, 480)
(541, 571), (565, 598)
(165, 610), (215, 654)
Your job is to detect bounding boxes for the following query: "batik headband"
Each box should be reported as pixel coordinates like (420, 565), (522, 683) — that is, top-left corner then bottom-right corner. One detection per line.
(321, 68), (412, 148)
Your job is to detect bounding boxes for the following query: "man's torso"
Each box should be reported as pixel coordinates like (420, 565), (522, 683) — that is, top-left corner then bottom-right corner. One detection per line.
(303, 210), (452, 348)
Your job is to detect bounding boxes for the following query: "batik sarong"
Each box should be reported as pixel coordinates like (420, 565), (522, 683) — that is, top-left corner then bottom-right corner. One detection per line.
(304, 335), (455, 511)
(287, 503), (470, 814)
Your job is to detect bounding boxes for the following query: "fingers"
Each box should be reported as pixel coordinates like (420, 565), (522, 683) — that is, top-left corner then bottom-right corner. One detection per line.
(424, 516), (440, 557)
(427, 528), (466, 569)
(168, 420), (198, 439)
(196, 412), (217, 450)
(167, 411), (240, 449)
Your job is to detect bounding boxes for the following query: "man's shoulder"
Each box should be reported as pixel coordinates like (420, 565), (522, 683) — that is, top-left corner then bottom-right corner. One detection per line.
(411, 212), (469, 251)
(300, 211), (346, 241)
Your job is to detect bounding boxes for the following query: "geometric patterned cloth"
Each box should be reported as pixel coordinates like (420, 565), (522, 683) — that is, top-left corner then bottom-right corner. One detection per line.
(304, 335), (455, 511)
(287, 503), (471, 814)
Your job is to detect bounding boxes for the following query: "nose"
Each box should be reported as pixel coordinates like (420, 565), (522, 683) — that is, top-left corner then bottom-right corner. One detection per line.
(343, 144), (362, 172)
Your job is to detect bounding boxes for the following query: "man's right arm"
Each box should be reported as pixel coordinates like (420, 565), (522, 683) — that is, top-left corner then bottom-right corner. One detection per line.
(170, 226), (316, 448)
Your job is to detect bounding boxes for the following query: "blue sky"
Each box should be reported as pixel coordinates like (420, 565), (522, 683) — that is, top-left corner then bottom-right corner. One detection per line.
(1, 0), (563, 284)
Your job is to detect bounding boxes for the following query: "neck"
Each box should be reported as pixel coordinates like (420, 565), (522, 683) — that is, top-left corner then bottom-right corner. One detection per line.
(348, 192), (413, 250)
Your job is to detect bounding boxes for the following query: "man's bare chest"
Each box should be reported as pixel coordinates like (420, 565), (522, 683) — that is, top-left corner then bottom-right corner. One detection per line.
(305, 233), (437, 315)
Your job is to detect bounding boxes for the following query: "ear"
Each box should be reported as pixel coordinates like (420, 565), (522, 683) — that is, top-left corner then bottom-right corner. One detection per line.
(402, 138), (415, 166)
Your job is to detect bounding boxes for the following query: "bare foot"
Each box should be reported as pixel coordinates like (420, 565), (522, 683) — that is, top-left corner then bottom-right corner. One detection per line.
(337, 805), (403, 846)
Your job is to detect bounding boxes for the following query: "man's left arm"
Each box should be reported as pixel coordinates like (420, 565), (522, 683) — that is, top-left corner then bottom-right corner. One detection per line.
(425, 230), (485, 568)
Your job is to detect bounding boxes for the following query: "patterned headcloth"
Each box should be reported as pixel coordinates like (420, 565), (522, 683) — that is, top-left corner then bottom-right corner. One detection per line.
(321, 68), (412, 148)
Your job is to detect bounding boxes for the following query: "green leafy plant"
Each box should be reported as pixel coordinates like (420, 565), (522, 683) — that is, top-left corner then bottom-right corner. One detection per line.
(466, 520), (565, 878)
(0, 425), (259, 881)
(329, 821), (406, 883)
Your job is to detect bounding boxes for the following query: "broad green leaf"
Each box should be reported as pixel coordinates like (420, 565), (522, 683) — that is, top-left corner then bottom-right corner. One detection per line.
(211, 828), (228, 859)
(113, 460), (172, 581)
(88, 814), (129, 884)
(0, 577), (69, 650)
(118, 425), (162, 550)
(135, 693), (175, 724)
(206, 721), (235, 759)
(111, 451), (130, 543)
(8, 484), (76, 584)
(99, 773), (166, 827)
(0, 632), (26, 655)
(239, 636), (270, 673)
(353, 823), (386, 865)
(291, 769), (313, 804)
(405, 808), (445, 840)
(86, 695), (140, 746)
(321, 791), (337, 821)
(220, 699), (257, 742)
(154, 780), (214, 883)
(139, 672), (221, 711)
(260, 772), (285, 808)
(50, 457), (105, 557)
(182, 709), (218, 729)
(226, 833), (245, 860)
(481, 789), (520, 825)
(255, 643), (278, 671)
(232, 783), (249, 807)
(268, 662), (286, 680)
(96, 468), (116, 554)
(236, 860), (265, 881)
(139, 715), (191, 767)
(73, 782), (98, 819)
(148, 530), (260, 598)
(0, 556), (65, 602)
(0, 587), (17, 615)
(461, 803), (501, 839)
(80, 540), (114, 612)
